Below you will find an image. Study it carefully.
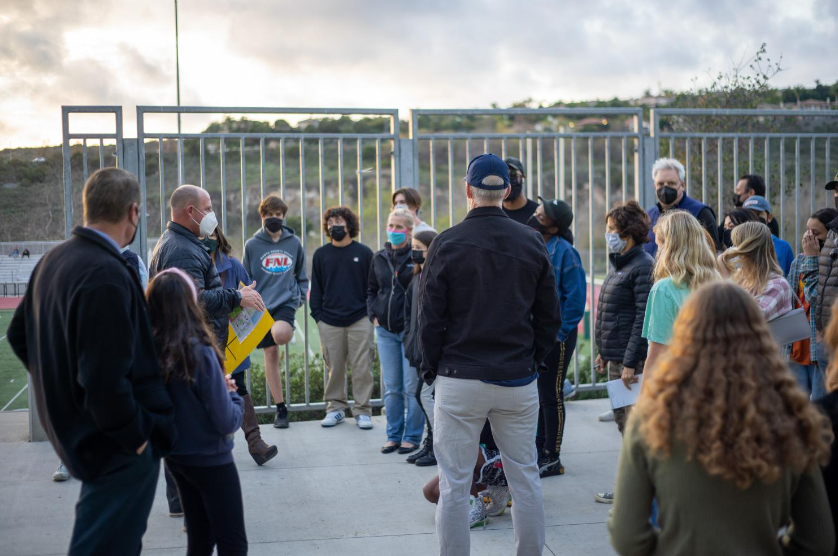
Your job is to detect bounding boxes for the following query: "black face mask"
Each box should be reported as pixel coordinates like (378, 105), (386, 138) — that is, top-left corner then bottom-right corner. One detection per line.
(265, 217), (283, 233)
(329, 225), (347, 242)
(411, 249), (425, 264)
(526, 214), (549, 234)
(722, 228), (734, 249)
(656, 186), (679, 205)
(507, 175), (523, 202)
(732, 193), (743, 208)
(126, 207), (139, 247)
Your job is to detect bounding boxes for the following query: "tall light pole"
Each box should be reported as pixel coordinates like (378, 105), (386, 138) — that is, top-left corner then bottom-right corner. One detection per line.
(175, 0), (181, 134)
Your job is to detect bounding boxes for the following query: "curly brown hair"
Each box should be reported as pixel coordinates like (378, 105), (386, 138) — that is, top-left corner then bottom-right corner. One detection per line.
(635, 281), (832, 489)
(605, 200), (650, 245)
(322, 206), (360, 239)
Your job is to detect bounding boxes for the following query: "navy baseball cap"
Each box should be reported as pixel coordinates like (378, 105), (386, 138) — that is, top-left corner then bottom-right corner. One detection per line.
(743, 195), (771, 213)
(466, 153), (510, 190)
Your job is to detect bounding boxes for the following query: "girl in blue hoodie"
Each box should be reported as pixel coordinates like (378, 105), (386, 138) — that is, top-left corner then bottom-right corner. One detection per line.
(147, 268), (247, 555)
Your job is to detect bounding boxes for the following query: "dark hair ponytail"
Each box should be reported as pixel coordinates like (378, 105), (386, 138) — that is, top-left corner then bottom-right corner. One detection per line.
(558, 227), (574, 246)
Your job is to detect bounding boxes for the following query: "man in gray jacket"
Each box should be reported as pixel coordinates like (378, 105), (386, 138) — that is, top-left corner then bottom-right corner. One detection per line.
(243, 194), (309, 428)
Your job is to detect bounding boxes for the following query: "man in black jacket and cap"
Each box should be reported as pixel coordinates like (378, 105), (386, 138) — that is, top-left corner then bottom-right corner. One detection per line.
(419, 153), (561, 555)
(7, 168), (177, 555)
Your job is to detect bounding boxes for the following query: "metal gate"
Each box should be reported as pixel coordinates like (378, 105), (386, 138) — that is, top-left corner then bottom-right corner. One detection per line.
(134, 106), (401, 414)
(410, 108), (646, 392)
(651, 108), (838, 251)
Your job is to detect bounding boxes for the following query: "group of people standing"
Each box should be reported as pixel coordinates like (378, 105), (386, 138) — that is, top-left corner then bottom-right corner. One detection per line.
(6, 151), (838, 556)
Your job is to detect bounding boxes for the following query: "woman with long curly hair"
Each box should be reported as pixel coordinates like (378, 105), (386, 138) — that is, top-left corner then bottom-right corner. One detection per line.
(721, 221), (794, 321)
(641, 210), (721, 378)
(610, 282), (834, 556)
(818, 298), (838, 554)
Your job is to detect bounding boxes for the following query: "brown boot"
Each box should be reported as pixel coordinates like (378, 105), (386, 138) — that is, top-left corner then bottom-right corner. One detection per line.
(241, 394), (278, 466)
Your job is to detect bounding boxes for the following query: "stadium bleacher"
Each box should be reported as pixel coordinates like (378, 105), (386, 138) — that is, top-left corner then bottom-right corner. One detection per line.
(0, 255), (41, 297)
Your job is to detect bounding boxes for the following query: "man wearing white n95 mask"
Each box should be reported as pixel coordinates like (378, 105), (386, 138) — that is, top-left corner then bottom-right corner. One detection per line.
(150, 184), (265, 348)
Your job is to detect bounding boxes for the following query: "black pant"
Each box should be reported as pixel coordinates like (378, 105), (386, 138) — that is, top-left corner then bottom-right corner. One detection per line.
(166, 460), (248, 556)
(415, 374), (433, 433)
(536, 328), (578, 456)
(69, 446), (160, 556)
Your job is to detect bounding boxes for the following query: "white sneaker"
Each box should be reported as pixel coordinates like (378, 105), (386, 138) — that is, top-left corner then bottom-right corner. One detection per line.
(52, 462), (70, 482)
(355, 415), (373, 430)
(598, 410), (615, 422)
(483, 485), (510, 517)
(321, 410), (345, 427)
(469, 495), (488, 529)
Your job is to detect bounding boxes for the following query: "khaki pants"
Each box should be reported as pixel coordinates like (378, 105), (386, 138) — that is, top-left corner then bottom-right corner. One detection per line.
(606, 360), (644, 434)
(318, 318), (375, 416)
(434, 376), (545, 556)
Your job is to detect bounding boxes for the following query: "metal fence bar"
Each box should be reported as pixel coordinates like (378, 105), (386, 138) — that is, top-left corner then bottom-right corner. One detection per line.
(220, 138), (227, 235)
(811, 138), (816, 215)
(536, 138), (543, 199)
(828, 139), (832, 208)
(448, 139), (454, 228)
(570, 137), (579, 385)
(588, 138), (595, 386)
(795, 137), (800, 249)
(299, 139), (310, 406)
(199, 138), (206, 189)
(259, 138), (266, 198)
(429, 139), (436, 229)
(177, 138), (184, 186)
(279, 138), (286, 198)
(338, 138), (344, 207)
(763, 137), (771, 203)
(554, 138), (560, 198)
(319, 139), (326, 246)
(621, 137), (628, 201)
(240, 138), (247, 254)
(82, 140), (89, 182)
(718, 138), (723, 227)
(98, 139), (104, 169)
(160, 138), (166, 234)
(357, 139), (364, 245)
(685, 138), (691, 196)
(733, 137), (739, 193)
(701, 138), (708, 204)
(749, 137), (755, 174)
(501, 138), (507, 160)
(376, 139), (382, 251)
(780, 139), (786, 238)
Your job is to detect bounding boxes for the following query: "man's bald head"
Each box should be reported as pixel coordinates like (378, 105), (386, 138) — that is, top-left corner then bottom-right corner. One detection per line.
(170, 184), (212, 235)
(170, 184), (207, 212)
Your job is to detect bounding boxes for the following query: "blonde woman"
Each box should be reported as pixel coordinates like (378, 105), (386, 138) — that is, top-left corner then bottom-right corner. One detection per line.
(642, 211), (721, 377)
(721, 221), (794, 321)
(610, 282), (834, 555)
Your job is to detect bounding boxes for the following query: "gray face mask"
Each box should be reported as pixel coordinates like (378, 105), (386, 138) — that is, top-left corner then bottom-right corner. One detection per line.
(605, 232), (627, 253)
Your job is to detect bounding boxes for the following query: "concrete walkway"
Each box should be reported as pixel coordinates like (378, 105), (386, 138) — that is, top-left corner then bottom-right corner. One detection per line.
(0, 399), (621, 556)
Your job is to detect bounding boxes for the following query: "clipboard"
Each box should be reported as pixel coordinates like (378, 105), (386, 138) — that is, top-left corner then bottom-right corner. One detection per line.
(223, 282), (275, 374)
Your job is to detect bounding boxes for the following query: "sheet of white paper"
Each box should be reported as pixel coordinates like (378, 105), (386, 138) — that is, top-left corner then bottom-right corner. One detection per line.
(605, 375), (644, 410)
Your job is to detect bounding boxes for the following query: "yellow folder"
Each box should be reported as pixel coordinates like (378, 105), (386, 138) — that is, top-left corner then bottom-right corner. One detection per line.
(224, 283), (275, 374)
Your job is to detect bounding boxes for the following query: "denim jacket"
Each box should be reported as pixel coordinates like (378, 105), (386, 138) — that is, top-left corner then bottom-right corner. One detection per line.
(546, 235), (587, 342)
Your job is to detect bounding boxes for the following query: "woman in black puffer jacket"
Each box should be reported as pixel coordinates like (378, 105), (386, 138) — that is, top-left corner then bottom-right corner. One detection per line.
(593, 200), (654, 505)
(595, 201), (654, 429)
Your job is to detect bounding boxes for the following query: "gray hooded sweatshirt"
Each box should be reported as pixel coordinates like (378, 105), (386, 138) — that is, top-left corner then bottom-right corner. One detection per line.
(242, 225), (309, 311)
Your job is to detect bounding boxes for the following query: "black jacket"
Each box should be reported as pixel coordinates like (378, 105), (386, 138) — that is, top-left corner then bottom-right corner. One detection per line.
(418, 206), (561, 382)
(366, 243), (414, 333)
(149, 222), (241, 346)
(594, 245), (654, 369)
(6, 227), (176, 482)
(404, 273), (421, 368)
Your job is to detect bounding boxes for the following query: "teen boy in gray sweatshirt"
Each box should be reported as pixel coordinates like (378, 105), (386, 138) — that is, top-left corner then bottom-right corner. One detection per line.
(242, 195), (309, 428)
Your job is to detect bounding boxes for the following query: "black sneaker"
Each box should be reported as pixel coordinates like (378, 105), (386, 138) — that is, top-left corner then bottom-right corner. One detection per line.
(539, 451), (564, 477)
(274, 404), (289, 429)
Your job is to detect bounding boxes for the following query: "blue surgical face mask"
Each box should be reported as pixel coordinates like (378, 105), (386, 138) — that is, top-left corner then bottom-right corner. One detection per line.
(387, 229), (407, 246)
(605, 232), (627, 253)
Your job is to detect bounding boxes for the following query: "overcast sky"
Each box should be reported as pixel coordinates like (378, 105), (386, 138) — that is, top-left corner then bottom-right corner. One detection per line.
(1, 0), (835, 147)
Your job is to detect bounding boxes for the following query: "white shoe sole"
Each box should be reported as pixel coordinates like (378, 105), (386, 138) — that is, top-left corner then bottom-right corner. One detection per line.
(356, 421), (373, 430)
(321, 418), (345, 427)
(52, 474), (70, 482)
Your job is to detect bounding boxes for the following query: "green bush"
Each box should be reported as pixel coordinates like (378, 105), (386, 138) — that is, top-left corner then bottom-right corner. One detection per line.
(248, 352), (382, 424)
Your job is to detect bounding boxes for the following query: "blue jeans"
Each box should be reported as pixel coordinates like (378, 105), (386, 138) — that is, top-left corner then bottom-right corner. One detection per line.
(376, 326), (424, 444)
(790, 361), (827, 400)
